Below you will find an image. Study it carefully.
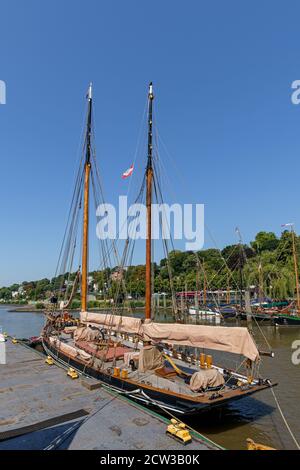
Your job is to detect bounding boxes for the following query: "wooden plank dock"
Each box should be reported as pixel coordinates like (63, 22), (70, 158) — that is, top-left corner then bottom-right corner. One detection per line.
(0, 339), (222, 450)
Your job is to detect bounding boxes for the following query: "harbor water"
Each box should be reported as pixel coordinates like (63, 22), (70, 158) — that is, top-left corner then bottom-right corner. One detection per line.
(0, 305), (299, 450)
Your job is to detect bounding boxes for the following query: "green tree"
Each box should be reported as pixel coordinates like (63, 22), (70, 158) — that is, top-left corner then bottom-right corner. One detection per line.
(251, 231), (279, 253)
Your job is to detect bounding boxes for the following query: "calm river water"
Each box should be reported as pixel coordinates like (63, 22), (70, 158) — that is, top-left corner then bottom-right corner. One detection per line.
(0, 305), (299, 450)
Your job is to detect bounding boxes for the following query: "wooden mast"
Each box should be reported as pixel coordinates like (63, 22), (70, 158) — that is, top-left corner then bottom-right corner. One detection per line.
(145, 82), (154, 320)
(236, 227), (244, 308)
(226, 272), (230, 304)
(291, 225), (300, 312)
(258, 261), (264, 305)
(203, 260), (207, 306)
(81, 83), (92, 312)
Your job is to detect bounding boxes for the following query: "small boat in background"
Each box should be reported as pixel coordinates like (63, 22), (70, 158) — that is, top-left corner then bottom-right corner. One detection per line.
(273, 224), (300, 326)
(219, 305), (238, 319)
(251, 297), (272, 307)
(188, 258), (221, 320)
(274, 312), (300, 326)
(238, 310), (275, 323)
(188, 306), (221, 317)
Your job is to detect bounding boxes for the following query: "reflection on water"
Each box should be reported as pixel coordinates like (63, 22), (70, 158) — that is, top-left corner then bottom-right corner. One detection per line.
(0, 305), (299, 449)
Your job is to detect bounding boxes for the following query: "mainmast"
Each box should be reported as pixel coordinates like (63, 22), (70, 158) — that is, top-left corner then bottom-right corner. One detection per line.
(145, 82), (154, 320)
(81, 83), (92, 312)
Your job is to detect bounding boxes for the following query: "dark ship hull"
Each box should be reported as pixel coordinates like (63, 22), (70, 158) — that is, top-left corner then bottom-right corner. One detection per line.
(238, 312), (274, 322)
(43, 337), (272, 416)
(274, 314), (300, 326)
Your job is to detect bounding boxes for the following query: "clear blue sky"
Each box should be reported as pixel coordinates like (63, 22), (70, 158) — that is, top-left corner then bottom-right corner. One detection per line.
(1, 0), (300, 286)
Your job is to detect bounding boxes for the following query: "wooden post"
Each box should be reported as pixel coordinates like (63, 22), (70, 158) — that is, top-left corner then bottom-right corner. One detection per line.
(258, 261), (264, 305)
(226, 273), (230, 304)
(180, 293), (184, 313)
(194, 291), (199, 312)
(203, 261), (207, 306)
(245, 290), (252, 330)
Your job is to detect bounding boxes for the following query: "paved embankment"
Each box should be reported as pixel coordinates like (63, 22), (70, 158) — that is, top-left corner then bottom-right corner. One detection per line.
(0, 339), (222, 450)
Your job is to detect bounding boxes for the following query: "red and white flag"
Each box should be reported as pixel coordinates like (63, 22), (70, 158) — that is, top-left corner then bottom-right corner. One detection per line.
(122, 164), (134, 179)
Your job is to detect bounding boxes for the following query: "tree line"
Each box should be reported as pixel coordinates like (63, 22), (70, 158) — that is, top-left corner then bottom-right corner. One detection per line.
(0, 230), (298, 303)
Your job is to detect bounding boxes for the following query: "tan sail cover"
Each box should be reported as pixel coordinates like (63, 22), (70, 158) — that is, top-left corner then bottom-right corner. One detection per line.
(138, 345), (164, 373)
(79, 313), (259, 361)
(49, 336), (92, 361)
(142, 322), (259, 361)
(80, 311), (142, 334)
(73, 326), (101, 342)
(189, 369), (225, 392)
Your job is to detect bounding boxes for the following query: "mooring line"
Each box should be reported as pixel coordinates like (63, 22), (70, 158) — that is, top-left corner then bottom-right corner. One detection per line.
(268, 384), (300, 450)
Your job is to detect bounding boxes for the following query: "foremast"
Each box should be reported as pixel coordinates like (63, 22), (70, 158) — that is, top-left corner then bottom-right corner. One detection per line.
(81, 83), (92, 312)
(145, 83), (154, 320)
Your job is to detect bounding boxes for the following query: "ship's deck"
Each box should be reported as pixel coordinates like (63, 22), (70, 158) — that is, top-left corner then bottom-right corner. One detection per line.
(57, 332), (230, 399)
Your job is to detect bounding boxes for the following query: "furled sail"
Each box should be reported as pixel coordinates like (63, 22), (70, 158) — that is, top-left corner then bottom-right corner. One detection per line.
(80, 311), (143, 334)
(80, 312), (259, 361)
(142, 322), (259, 361)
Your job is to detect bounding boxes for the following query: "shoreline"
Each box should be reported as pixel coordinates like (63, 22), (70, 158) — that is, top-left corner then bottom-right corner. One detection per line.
(6, 305), (142, 313)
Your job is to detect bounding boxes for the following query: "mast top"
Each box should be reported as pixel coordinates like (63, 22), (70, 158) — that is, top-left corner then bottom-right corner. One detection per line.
(87, 82), (92, 101)
(148, 82), (154, 100)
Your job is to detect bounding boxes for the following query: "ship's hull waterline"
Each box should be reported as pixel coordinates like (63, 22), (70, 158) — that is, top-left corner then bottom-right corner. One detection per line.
(274, 314), (300, 326)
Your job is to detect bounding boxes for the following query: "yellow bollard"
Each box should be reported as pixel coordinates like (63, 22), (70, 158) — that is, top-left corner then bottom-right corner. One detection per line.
(67, 367), (79, 379)
(246, 438), (276, 450)
(45, 355), (54, 365)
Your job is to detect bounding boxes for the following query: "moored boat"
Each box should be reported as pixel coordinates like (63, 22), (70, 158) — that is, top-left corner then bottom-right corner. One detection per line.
(188, 306), (221, 317)
(238, 310), (275, 322)
(273, 225), (300, 326)
(274, 313), (300, 326)
(42, 83), (275, 416)
(219, 305), (238, 319)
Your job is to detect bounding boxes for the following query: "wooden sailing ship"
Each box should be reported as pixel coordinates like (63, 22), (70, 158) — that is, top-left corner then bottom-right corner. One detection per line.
(42, 83), (275, 415)
(188, 260), (221, 319)
(187, 259), (237, 319)
(274, 224), (300, 326)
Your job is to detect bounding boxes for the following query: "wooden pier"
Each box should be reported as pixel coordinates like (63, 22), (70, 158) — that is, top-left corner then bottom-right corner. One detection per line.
(0, 339), (222, 450)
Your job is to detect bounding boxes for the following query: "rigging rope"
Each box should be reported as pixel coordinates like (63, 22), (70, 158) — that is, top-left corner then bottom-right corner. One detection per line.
(268, 384), (300, 450)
